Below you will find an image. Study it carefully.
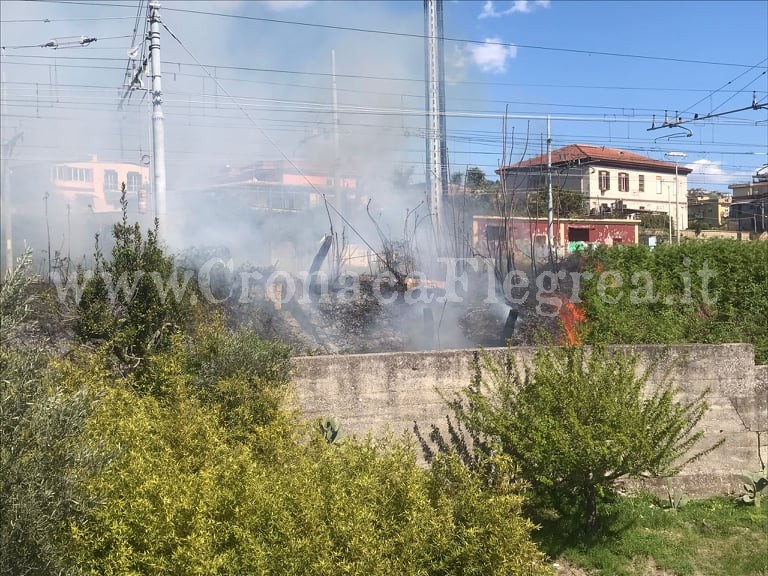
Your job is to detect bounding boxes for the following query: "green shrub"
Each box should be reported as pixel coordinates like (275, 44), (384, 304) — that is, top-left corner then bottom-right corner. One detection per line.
(69, 383), (548, 575)
(180, 317), (293, 438)
(579, 241), (768, 363)
(449, 346), (721, 532)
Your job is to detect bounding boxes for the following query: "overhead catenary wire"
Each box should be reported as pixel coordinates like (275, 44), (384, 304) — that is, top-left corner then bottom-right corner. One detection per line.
(3, 3), (764, 191)
(1, 34), (133, 50)
(710, 75), (767, 114)
(121, 0), (147, 92)
(1, 15), (138, 22)
(158, 18), (387, 262)
(5, 53), (768, 100)
(681, 57), (768, 114)
(2, 103), (763, 163)
(2, 91), (762, 126)
(27, 0), (764, 69)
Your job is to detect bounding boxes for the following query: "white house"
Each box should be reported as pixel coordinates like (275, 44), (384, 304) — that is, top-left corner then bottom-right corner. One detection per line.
(497, 144), (692, 234)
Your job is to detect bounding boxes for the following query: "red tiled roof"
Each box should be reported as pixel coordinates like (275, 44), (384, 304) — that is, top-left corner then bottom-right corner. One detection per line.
(499, 144), (693, 174)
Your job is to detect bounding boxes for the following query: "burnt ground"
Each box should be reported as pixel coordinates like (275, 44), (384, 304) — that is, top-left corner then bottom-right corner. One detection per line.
(222, 257), (583, 355)
(8, 254), (584, 357)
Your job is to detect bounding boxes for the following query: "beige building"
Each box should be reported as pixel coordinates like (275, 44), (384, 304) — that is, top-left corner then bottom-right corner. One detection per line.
(6, 157), (151, 270)
(497, 144), (692, 234)
(728, 166), (768, 233)
(47, 157), (150, 214)
(687, 193), (731, 227)
(729, 171), (768, 201)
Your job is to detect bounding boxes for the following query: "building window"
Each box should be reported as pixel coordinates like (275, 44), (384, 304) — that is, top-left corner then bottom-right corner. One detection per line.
(73, 167), (93, 182)
(126, 171), (142, 193)
(568, 227), (590, 242)
(618, 172), (629, 192)
(598, 170), (610, 191)
(104, 170), (119, 191)
(54, 165), (73, 180)
(638, 174), (645, 192)
(656, 176), (662, 194)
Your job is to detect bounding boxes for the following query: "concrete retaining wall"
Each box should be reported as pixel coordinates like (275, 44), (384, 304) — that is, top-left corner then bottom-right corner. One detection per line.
(292, 344), (767, 496)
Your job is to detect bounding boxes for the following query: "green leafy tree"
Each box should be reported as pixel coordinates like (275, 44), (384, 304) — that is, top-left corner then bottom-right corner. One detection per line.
(531, 186), (585, 217)
(1, 351), (108, 576)
(76, 185), (196, 372)
(465, 166), (488, 190)
(639, 213), (671, 231)
(450, 346), (721, 533)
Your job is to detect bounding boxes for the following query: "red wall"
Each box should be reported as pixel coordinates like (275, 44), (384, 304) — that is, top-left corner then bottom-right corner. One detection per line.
(473, 217), (638, 254)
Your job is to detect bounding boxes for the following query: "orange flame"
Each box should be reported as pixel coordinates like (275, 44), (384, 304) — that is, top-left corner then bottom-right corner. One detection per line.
(558, 296), (585, 345)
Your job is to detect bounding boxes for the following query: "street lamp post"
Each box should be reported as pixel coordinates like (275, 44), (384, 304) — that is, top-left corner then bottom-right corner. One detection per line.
(665, 152), (687, 243)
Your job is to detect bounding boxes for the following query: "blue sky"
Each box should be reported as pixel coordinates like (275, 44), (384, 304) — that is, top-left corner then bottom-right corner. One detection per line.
(1, 0), (766, 192)
(442, 0), (768, 189)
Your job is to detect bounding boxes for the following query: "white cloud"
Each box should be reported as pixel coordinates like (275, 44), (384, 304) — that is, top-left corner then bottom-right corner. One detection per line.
(469, 38), (517, 74)
(478, 1), (500, 19)
(508, 0), (551, 14)
(685, 159), (753, 188)
(263, 0), (313, 11)
(478, 0), (550, 19)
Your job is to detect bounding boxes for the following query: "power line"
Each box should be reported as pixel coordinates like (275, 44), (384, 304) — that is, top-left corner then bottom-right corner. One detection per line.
(122, 0), (147, 89)
(1, 34), (132, 49)
(159, 18), (393, 257)
(710, 74), (767, 114)
(681, 58), (768, 114)
(0, 78), (677, 116)
(5, 53), (768, 99)
(26, 0), (765, 69)
(3, 99), (763, 156)
(1, 16), (137, 22)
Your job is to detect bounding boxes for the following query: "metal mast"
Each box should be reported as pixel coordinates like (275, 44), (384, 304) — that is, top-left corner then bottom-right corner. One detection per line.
(546, 115), (553, 262)
(331, 49), (343, 218)
(424, 0), (448, 243)
(148, 1), (167, 237)
(1, 47), (12, 273)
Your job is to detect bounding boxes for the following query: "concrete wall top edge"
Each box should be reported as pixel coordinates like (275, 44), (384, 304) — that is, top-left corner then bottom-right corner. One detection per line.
(293, 343), (761, 366)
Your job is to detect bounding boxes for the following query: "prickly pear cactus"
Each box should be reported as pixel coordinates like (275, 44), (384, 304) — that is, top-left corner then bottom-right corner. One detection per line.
(319, 416), (340, 444)
(740, 465), (768, 506)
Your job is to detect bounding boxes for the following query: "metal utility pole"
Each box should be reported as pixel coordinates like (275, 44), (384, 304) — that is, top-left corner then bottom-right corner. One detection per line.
(665, 151), (687, 243)
(546, 115), (553, 261)
(424, 0), (448, 247)
(668, 182), (673, 242)
(675, 163), (680, 243)
(1, 47), (12, 273)
(149, 1), (167, 237)
(331, 49), (342, 218)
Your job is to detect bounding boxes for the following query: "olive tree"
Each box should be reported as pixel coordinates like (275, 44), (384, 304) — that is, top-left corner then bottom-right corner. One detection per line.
(1, 249), (108, 576)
